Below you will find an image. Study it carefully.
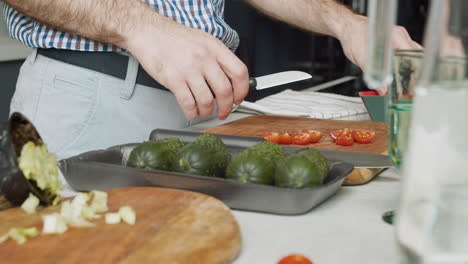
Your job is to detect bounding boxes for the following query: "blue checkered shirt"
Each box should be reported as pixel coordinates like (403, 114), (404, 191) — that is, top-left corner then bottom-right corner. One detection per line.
(2, 0), (239, 52)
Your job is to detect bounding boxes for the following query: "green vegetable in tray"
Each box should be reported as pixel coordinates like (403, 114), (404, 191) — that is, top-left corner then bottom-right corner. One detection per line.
(226, 141), (285, 185)
(294, 148), (329, 182)
(248, 141), (285, 164)
(127, 137), (184, 171)
(174, 134), (231, 178)
(226, 150), (276, 185)
(275, 153), (325, 188)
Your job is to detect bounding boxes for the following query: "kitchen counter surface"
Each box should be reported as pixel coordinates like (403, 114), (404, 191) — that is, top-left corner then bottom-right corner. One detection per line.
(189, 112), (402, 264)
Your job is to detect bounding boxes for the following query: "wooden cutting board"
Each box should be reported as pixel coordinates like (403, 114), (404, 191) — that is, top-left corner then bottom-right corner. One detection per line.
(0, 187), (241, 264)
(203, 115), (388, 185)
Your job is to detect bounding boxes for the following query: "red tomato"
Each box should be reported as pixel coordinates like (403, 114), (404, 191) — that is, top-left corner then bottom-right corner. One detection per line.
(292, 132), (312, 145)
(261, 132), (280, 143)
(302, 129), (323, 143)
(335, 128), (354, 146)
(278, 254), (314, 264)
(353, 130), (376, 144)
(329, 130), (342, 141)
(279, 132), (293, 145)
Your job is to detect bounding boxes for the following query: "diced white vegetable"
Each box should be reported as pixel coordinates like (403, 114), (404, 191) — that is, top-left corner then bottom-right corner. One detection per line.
(118, 206), (136, 225)
(60, 200), (95, 227)
(18, 142), (62, 193)
(42, 213), (68, 234)
(8, 229), (27, 244)
(81, 205), (101, 219)
(8, 227), (39, 244)
(21, 193), (40, 215)
(52, 195), (62, 206)
(105, 213), (121, 224)
(0, 234), (8, 243)
(89, 191), (108, 213)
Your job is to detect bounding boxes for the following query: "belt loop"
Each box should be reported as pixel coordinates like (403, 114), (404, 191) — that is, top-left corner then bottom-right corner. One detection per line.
(29, 48), (38, 64)
(120, 56), (139, 100)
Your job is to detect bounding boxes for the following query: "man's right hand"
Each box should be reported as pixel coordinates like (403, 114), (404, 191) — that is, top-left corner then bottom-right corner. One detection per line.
(123, 16), (250, 121)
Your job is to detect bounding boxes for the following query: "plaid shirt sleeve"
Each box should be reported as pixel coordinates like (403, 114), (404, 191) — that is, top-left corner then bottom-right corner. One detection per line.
(2, 0), (239, 52)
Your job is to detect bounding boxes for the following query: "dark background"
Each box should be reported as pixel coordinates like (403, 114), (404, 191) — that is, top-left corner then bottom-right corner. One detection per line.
(0, 0), (428, 119)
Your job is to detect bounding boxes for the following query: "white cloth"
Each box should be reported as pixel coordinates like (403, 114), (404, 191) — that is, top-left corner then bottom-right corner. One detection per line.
(237, 89), (368, 120)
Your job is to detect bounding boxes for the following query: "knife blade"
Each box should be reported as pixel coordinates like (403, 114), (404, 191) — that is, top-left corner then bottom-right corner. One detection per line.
(318, 149), (392, 169)
(249, 71), (312, 91)
(302, 76), (357, 92)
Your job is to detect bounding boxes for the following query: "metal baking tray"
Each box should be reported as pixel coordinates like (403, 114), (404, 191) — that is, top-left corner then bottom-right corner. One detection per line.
(59, 129), (354, 215)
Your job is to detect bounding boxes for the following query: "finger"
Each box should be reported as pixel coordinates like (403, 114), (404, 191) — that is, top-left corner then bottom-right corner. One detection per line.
(187, 76), (215, 118)
(170, 81), (199, 120)
(204, 63), (234, 120)
(215, 48), (249, 105)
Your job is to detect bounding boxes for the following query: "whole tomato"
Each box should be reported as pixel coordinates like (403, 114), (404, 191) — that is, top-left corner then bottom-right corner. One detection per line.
(278, 254), (314, 264)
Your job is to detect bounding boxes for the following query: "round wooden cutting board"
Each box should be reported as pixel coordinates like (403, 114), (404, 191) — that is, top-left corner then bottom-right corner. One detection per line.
(0, 187), (241, 264)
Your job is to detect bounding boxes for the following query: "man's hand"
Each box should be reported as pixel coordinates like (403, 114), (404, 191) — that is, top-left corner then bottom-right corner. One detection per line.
(338, 15), (422, 72)
(4, 0), (250, 121)
(338, 15), (422, 95)
(245, 0), (422, 95)
(123, 17), (249, 121)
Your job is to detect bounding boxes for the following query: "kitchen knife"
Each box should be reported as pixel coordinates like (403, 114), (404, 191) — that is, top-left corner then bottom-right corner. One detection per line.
(318, 149), (392, 169)
(249, 71), (312, 91)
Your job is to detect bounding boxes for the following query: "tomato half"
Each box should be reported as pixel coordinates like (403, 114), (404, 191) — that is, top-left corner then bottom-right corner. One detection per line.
(278, 254), (314, 264)
(353, 130), (376, 144)
(335, 128), (354, 146)
(279, 132), (293, 145)
(302, 129), (323, 143)
(329, 130), (342, 141)
(261, 132), (280, 143)
(292, 132), (312, 145)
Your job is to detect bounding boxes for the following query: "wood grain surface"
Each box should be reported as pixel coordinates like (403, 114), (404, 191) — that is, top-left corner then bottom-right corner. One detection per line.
(203, 115), (389, 185)
(0, 187), (241, 264)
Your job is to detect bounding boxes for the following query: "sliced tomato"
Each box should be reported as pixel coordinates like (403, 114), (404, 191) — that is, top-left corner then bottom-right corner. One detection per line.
(353, 130), (376, 144)
(279, 132), (293, 145)
(278, 254), (314, 264)
(292, 132), (312, 145)
(335, 128), (354, 146)
(329, 130), (342, 141)
(302, 129), (323, 143)
(261, 131), (280, 144)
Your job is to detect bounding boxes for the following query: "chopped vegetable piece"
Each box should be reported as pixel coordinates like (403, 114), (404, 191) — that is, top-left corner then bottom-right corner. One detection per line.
(335, 128), (354, 146)
(42, 213), (68, 234)
(261, 132), (281, 143)
(118, 206), (136, 225)
(279, 132), (293, 145)
(0, 234), (8, 243)
(21, 193), (40, 215)
(8, 227), (39, 244)
(301, 129), (323, 143)
(292, 132), (312, 145)
(352, 130), (376, 144)
(105, 213), (121, 224)
(90, 191), (108, 213)
(52, 195), (62, 206)
(18, 142), (62, 198)
(60, 200), (95, 227)
(81, 205), (101, 219)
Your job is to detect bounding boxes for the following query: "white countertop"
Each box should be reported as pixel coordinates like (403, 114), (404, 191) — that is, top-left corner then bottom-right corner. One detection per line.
(188, 112), (402, 264)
